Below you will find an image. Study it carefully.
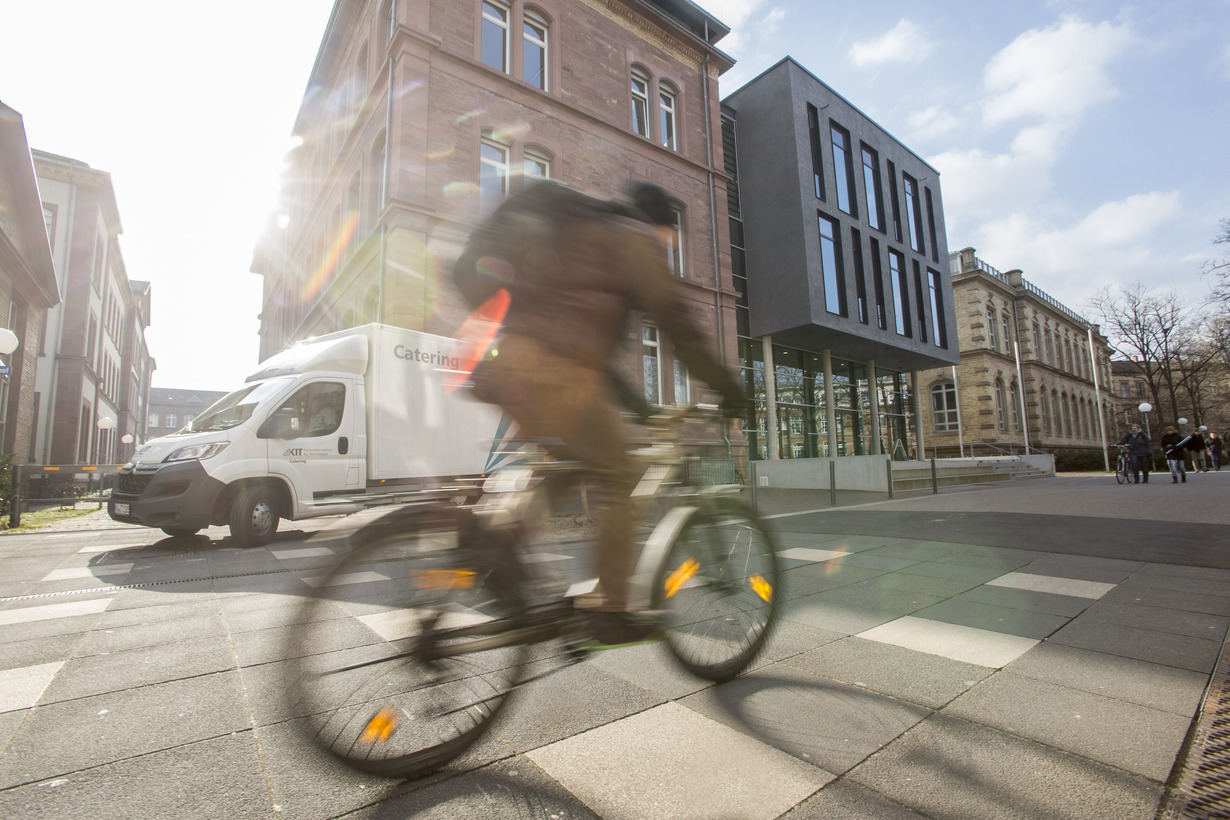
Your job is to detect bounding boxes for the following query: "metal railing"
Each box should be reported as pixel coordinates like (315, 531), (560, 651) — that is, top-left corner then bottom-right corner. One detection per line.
(9, 464), (123, 528)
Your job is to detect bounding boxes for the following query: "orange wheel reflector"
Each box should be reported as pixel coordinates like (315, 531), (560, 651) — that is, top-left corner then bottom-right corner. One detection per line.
(750, 574), (773, 603)
(360, 708), (399, 744)
(664, 558), (700, 599)
(415, 569), (477, 590)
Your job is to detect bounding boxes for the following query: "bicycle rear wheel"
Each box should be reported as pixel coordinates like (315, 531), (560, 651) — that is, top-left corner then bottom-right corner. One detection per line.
(1115, 456), (1127, 484)
(285, 508), (528, 778)
(652, 497), (780, 682)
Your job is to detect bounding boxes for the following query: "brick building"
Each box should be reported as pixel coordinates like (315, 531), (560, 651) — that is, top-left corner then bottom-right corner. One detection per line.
(31, 150), (155, 466)
(917, 249), (1114, 458)
(252, 0), (740, 423)
(0, 102), (60, 464)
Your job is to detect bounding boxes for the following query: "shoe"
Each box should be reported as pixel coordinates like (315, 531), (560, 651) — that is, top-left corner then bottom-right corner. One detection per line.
(1143, 477), (1149, 483)
(580, 610), (664, 648)
(1182, 476), (1186, 483)
(1173, 477), (1178, 483)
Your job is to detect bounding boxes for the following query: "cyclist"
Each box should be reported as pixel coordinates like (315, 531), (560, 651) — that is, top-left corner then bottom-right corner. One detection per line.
(1118, 423), (1153, 484)
(453, 180), (747, 645)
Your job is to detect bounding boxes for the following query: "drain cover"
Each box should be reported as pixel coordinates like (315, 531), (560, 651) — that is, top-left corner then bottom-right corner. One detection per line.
(1162, 636), (1230, 818)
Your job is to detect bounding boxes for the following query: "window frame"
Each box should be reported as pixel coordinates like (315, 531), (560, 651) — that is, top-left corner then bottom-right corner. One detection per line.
(817, 213), (847, 316)
(829, 121), (858, 217)
(927, 268), (946, 347)
(902, 173), (924, 253)
(479, 131), (510, 209)
(889, 249), (910, 337)
(481, 0), (511, 74)
(522, 9), (548, 90)
(631, 69), (651, 138)
(860, 144), (884, 232)
(806, 104), (826, 200)
(994, 379), (1006, 431)
(986, 306), (997, 351)
(931, 382), (959, 432)
(642, 323), (663, 405)
(658, 83), (678, 150)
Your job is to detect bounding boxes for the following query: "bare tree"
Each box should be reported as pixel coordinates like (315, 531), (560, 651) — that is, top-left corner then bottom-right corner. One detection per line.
(1206, 218), (1230, 306)
(1089, 283), (1189, 422)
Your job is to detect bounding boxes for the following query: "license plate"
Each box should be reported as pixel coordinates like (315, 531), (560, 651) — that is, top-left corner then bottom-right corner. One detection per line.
(113, 503), (130, 516)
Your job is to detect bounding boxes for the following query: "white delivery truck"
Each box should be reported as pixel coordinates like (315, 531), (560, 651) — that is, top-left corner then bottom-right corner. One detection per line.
(109, 324), (511, 546)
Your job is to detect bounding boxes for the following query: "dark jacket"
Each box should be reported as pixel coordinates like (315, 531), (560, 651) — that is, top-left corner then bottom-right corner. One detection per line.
(1119, 430), (1153, 456)
(1160, 431), (1185, 459)
(1189, 432), (1207, 452)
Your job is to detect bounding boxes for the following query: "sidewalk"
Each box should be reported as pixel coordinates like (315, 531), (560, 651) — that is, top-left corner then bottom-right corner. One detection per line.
(0, 474), (1227, 818)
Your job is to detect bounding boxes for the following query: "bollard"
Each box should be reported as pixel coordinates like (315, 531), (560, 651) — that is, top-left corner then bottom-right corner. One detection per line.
(750, 460), (758, 513)
(886, 459), (895, 500)
(931, 457), (939, 494)
(829, 460), (837, 507)
(9, 464), (21, 529)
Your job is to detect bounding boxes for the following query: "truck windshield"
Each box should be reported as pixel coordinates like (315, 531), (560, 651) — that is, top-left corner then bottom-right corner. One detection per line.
(186, 378), (293, 432)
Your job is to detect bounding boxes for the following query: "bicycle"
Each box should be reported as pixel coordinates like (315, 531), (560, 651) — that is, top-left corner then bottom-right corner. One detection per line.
(1111, 444), (1132, 484)
(283, 404), (781, 778)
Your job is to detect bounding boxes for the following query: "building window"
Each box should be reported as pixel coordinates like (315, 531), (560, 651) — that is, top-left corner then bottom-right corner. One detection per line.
(830, 122), (857, 217)
(806, 104), (825, 200)
(642, 323), (662, 404)
(931, 382), (958, 431)
(166, 413), (178, 429)
(659, 83), (678, 150)
(928, 268), (947, 347)
(887, 161), (902, 243)
(1044, 327), (1054, 363)
(1010, 382), (1021, 432)
(673, 353), (690, 406)
(523, 11), (548, 89)
(1002, 315), (1011, 355)
(986, 306), (997, 351)
(1040, 389), (1051, 434)
(924, 187), (940, 263)
(370, 131), (387, 220)
(851, 228), (868, 324)
(665, 205), (684, 276)
(523, 148), (551, 181)
(479, 132), (509, 209)
(1064, 337), (1074, 373)
(631, 69), (651, 137)
(817, 214), (846, 316)
(148, 412), (159, 428)
(861, 146), (884, 232)
(870, 239), (887, 330)
(42, 203), (57, 246)
(902, 173), (923, 253)
(889, 250), (910, 336)
(1055, 331), (1063, 369)
(481, 1), (510, 73)
(381, 0), (395, 43)
(913, 262), (927, 343)
(994, 379), (1006, 431)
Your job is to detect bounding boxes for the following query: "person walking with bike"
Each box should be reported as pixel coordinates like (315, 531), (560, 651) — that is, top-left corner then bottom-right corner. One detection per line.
(1118, 424), (1153, 484)
(453, 180), (747, 646)
(1160, 426), (1187, 484)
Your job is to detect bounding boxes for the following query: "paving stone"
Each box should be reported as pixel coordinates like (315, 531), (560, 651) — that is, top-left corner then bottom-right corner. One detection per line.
(955, 584), (1093, 618)
(1004, 642), (1208, 717)
(39, 636), (237, 703)
(1049, 617), (1222, 672)
(789, 636), (992, 709)
(781, 778), (931, 819)
(1079, 599), (1230, 641)
(679, 662), (929, 775)
(944, 672), (1191, 781)
(590, 641), (713, 700)
(858, 616), (1038, 668)
(0, 731), (271, 820)
(849, 714), (1164, 820)
(0, 671), (251, 788)
(528, 701), (830, 820)
(780, 594), (899, 636)
(911, 597), (1070, 640)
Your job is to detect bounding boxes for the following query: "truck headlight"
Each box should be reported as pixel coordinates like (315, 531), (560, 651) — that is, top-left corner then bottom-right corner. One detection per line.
(165, 442), (229, 462)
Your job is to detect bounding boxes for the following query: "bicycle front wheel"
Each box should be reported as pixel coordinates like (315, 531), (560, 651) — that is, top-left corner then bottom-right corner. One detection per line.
(652, 498), (780, 682)
(1115, 457), (1127, 484)
(285, 508), (528, 778)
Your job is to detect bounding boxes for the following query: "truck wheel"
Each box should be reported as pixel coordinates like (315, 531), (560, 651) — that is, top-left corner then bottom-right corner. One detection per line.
(161, 527), (200, 538)
(230, 486), (279, 547)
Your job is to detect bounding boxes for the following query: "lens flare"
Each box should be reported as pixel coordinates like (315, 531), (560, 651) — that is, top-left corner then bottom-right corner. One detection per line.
(301, 210), (360, 302)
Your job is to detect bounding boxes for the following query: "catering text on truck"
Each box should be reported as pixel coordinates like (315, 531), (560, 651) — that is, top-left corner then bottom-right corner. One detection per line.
(109, 325), (511, 546)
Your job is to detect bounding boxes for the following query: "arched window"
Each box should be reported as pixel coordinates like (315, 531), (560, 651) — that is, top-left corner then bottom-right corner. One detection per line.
(631, 68), (651, 137)
(1040, 388), (1050, 435)
(481, 1), (510, 73)
(479, 128), (510, 210)
(931, 382), (958, 432)
(986, 305), (997, 351)
(523, 146), (551, 181)
(1061, 391), (1072, 436)
(523, 10), (549, 89)
(659, 81), (678, 149)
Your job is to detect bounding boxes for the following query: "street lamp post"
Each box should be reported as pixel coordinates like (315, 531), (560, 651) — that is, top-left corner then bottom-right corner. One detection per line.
(1139, 402), (1153, 469)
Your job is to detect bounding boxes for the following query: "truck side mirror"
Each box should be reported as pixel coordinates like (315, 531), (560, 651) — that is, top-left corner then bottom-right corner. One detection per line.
(259, 408), (300, 440)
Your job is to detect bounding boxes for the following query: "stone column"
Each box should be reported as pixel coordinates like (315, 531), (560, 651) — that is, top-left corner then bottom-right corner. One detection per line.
(867, 359), (881, 455)
(911, 370), (925, 460)
(762, 336), (778, 460)
(823, 349), (837, 458)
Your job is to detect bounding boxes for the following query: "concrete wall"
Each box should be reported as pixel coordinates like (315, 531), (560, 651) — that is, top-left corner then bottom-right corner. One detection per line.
(750, 454), (893, 491)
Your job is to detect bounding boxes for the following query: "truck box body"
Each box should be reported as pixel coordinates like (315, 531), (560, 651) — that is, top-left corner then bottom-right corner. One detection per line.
(109, 324), (509, 545)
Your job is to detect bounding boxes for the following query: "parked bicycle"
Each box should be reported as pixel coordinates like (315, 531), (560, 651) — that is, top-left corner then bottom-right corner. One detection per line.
(1111, 443), (1132, 484)
(283, 404), (781, 778)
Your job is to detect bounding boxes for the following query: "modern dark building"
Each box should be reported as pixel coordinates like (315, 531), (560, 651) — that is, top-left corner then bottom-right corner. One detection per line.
(723, 57), (960, 473)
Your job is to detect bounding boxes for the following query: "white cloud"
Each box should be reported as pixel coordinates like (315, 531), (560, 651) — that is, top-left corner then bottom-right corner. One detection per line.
(1219, 39), (1230, 82)
(849, 19), (936, 69)
(973, 191), (1187, 303)
(905, 106), (965, 143)
(699, 0), (778, 54)
(982, 16), (1135, 126)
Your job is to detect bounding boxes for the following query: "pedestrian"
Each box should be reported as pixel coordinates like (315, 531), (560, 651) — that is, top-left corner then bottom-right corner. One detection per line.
(1118, 424), (1153, 484)
(1160, 426), (1187, 484)
(1190, 425), (1209, 472)
(1210, 432), (1223, 471)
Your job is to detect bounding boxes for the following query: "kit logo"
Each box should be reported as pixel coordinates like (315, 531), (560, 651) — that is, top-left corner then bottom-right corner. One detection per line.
(282, 447), (331, 458)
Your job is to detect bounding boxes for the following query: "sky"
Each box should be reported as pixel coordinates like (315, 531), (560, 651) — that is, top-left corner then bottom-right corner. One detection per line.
(1, 0), (1227, 391)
